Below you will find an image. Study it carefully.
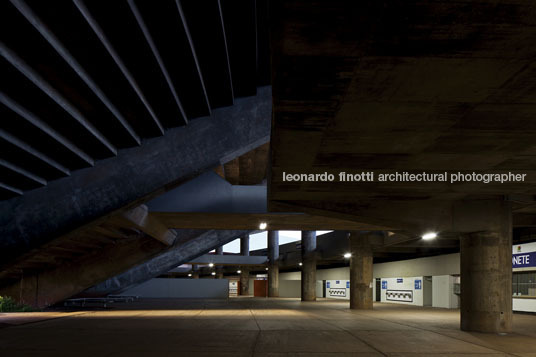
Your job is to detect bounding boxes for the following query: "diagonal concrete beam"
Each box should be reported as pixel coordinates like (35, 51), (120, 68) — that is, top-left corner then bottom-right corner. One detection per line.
(85, 229), (254, 295)
(113, 205), (176, 246)
(0, 87), (271, 265)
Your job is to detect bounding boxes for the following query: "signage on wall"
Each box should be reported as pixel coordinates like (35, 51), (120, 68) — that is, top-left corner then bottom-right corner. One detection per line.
(327, 282), (330, 288)
(386, 289), (413, 303)
(397, 278), (403, 283)
(328, 288), (346, 297)
(346, 281), (350, 288)
(415, 279), (422, 290)
(512, 252), (536, 268)
(382, 281), (387, 289)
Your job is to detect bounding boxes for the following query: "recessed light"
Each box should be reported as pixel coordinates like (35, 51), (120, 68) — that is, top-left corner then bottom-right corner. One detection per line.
(422, 232), (437, 240)
(211, 272), (216, 276)
(259, 222), (267, 230)
(208, 263), (214, 267)
(265, 267), (269, 270)
(237, 270), (242, 274)
(299, 262), (303, 266)
(188, 273), (192, 277)
(344, 253), (352, 259)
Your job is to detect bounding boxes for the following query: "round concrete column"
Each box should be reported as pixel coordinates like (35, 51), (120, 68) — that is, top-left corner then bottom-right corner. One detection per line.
(240, 234), (250, 256)
(192, 264), (200, 279)
(459, 200), (512, 333)
(348, 231), (375, 309)
(268, 231), (280, 297)
(301, 230), (317, 301)
(240, 268), (250, 295)
(216, 267), (224, 279)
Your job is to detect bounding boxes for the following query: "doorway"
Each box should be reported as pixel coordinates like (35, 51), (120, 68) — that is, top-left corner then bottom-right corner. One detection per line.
(375, 278), (381, 301)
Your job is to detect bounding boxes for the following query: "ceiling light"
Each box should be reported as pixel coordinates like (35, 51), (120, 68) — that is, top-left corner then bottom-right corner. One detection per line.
(237, 270), (242, 274)
(259, 222), (267, 230)
(344, 253), (352, 259)
(299, 262), (303, 266)
(211, 272), (216, 276)
(208, 263), (214, 267)
(265, 267), (269, 271)
(188, 273), (192, 277)
(422, 232), (437, 240)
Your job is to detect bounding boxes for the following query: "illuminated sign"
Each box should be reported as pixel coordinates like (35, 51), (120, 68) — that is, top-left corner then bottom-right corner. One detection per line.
(512, 252), (536, 268)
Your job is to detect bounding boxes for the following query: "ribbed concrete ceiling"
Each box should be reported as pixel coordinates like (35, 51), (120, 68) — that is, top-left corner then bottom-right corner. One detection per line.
(0, 0), (270, 200)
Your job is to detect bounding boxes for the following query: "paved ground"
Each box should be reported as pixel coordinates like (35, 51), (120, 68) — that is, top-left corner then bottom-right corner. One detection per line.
(1, 298), (535, 356)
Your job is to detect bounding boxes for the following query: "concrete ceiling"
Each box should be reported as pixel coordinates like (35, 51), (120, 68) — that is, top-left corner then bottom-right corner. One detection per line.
(269, 0), (536, 234)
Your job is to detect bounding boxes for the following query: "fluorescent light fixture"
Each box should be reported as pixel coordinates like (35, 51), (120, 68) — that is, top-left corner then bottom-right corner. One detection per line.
(208, 263), (214, 267)
(422, 232), (437, 240)
(211, 272), (216, 276)
(343, 252), (352, 259)
(237, 270), (242, 274)
(299, 262), (303, 266)
(259, 222), (267, 230)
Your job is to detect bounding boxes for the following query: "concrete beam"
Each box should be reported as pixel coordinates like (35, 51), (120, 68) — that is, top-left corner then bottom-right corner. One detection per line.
(184, 254), (267, 266)
(112, 205), (176, 246)
(150, 211), (381, 230)
(0, 235), (166, 307)
(0, 87), (271, 265)
(85, 229), (252, 295)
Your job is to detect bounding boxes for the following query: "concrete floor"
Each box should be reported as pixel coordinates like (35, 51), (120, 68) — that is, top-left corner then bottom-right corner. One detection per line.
(1, 298), (535, 357)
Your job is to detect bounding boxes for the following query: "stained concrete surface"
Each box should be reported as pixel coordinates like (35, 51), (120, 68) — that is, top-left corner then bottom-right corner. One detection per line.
(0, 298), (535, 356)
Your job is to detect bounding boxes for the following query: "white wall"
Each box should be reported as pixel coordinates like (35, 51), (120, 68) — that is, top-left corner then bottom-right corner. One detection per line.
(326, 280), (350, 300)
(381, 277), (424, 306)
(279, 280), (301, 298)
(423, 277), (433, 306)
(513, 298), (536, 313)
(432, 275), (459, 308)
(123, 278), (229, 298)
(374, 254), (460, 278)
(280, 254), (460, 282)
(280, 267), (350, 281)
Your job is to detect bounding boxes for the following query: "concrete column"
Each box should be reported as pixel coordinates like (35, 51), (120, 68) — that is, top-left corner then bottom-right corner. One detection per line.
(268, 230), (279, 297)
(348, 231), (375, 309)
(216, 266), (224, 279)
(216, 245), (224, 278)
(192, 264), (200, 279)
(239, 233), (250, 295)
(457, 200), (512, 333)
(240, 268), (250, 295)
(240, 234), (250, 256)
(301, 230), (317, 301)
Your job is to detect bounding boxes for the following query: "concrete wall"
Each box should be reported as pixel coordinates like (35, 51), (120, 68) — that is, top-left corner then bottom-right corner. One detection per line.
(122, 278), (228, 298)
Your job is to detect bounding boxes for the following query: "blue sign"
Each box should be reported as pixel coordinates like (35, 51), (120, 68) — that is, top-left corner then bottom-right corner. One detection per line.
(327, 282), (330, 288)
(381, 281), (387, 289)
(346, 281), (350, 288)
(397, 278), (403, 283)
(415, 279), (422, 290)
(512, 252), (536, 268)
(336, 280), (340, 284)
